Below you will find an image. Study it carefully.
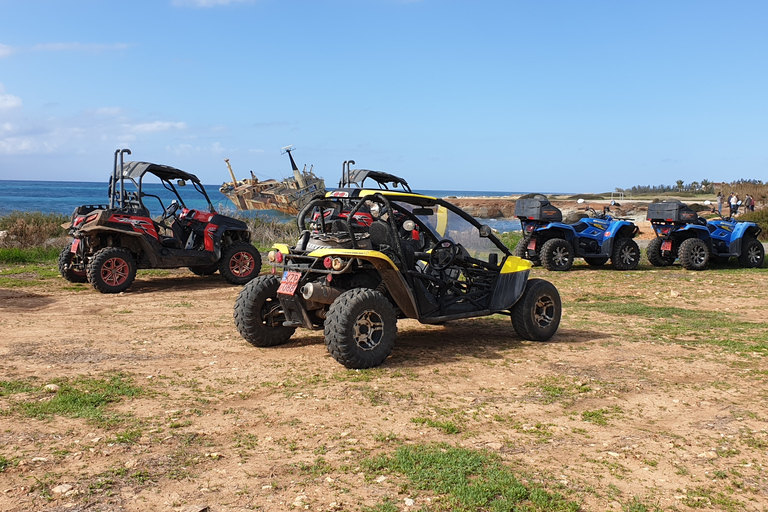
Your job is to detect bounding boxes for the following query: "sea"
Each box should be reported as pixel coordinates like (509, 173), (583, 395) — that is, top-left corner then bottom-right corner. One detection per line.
(0, 180), (523, 232)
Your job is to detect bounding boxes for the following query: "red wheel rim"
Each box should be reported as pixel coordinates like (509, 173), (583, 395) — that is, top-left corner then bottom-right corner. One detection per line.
(101, 257), (129, 286)
(229, 252), (255, 277)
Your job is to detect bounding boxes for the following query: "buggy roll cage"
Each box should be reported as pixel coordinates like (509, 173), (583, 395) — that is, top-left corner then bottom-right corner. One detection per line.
(338, 161), (413, 193)
(108, 148), (216, 214)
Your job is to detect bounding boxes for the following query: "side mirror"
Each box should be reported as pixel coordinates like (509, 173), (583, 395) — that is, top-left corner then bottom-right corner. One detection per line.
(177, 180), (186, 187)
(478, 224), (492, 238)
(412, 208), (434, 216)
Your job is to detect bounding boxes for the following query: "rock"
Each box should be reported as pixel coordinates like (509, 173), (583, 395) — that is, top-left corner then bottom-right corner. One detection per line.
(44, 384), (60, 393)
(52, 484), (73, 494)
(182, 506), (210, 512)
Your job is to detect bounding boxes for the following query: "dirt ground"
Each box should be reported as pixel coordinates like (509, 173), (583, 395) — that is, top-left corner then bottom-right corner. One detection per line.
(1, 260), (768, 512)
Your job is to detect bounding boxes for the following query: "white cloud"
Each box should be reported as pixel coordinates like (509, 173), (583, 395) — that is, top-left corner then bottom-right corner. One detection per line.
(0, 44), (14, 58)
(130, 121), (188, 133)
(172, 0), (255, 7)
(0, 83), (22, 110)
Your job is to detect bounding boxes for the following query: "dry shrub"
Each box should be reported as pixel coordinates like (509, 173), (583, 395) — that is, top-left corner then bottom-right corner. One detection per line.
(715, 182), (768, 207)
(0, 211), (69, 249)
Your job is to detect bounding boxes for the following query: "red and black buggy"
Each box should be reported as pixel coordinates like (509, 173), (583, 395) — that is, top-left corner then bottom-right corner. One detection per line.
(59, 149), (261, 293)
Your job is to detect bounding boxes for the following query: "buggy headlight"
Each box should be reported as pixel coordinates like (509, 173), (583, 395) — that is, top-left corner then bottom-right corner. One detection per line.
(369, 203), (381, 218)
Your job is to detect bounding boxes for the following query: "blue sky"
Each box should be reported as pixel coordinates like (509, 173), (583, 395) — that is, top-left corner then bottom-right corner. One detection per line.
(1, 0), (766, 193)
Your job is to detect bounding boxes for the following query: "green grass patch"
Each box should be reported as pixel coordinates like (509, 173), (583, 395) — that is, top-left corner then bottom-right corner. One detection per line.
(363, 443), (579, 511)
(569, 298), (768, 353)
(411, 417), (461, 434)
(0, 455), (18, 472)
(0, 246), (62, 264)
(581, 406), (623, 426)
(4, 373), (142, 425)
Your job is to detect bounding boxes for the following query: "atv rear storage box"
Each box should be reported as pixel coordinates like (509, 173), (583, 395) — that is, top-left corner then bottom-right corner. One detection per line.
(646, 201), (697, 223)
(514, 198), (563, 222)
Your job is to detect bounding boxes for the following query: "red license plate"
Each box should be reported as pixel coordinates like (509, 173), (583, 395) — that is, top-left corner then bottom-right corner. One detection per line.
(527, 239), (537, 250)
(277, 270), (302, 295)
(660, 240), (672, 252)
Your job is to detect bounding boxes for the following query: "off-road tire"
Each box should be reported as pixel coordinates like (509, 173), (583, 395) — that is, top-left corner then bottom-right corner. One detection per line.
(234, 275), (296, 347)
(324, 289), (397, 369)
(513, 238), (540, 266)
(219, 243), (262, 285)
(584, 256), (609, 266)
(58, 243), (88, 283)
(679, 238), (709, 271)
(612, 238), (640, 270)
(647, 237), (675, 267)
(511, 278), (561, 341)
(738, 238), (765, 268)
(540, 238), (573, 271)
(87, 247), (137, 293)
(513, 238), (528, 258)
(188, 264), (219, 276)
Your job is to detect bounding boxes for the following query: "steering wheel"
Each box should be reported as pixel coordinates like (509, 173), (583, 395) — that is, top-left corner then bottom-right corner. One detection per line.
(429, 239), (458, 271)
(161, 200), (180, 221)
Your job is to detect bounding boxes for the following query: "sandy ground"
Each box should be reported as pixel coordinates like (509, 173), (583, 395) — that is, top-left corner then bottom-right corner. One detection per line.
(1, 259), (768, 512)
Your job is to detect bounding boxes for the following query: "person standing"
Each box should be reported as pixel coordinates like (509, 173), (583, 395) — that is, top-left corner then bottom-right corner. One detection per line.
(729, 192), (738, 217)
(744, 194), (754, 212)
(716, 191), (724, 215)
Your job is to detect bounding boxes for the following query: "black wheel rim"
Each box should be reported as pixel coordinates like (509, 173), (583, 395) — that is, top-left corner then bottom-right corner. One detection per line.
(261, 298), (283, 327)
(691, 245), (707, 266)
(353, 309), (385, 351)
(551, 246), (569, 267)
(534, 294), (556, 328)
(619, 245), (636, 265)
(747, 245), (762, 265)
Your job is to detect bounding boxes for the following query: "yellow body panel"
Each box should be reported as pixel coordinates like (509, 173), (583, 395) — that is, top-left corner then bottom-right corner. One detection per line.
(272, 243), (291, 254)
(501, 256), (533, 273)
(306, 248), (400, 270)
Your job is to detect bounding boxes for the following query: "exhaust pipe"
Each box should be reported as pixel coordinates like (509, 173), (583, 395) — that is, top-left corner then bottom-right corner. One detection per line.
(301, 282), (342, 304)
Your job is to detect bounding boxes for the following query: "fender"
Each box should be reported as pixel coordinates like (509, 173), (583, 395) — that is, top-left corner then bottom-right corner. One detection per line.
(533, 223), (577, 242)
(600, 220), (640, 256)
(306, 248), (420, 319)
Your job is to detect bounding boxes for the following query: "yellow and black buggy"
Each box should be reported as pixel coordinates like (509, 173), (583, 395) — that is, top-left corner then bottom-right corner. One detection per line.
(234, 168), (562, 369)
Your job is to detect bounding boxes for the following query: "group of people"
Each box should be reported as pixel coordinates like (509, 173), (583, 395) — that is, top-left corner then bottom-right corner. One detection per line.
(715, 191), (756, 217)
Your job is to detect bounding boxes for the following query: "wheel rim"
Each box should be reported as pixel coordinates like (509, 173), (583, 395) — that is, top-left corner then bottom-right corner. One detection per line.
(619, 245), (637, 265)
(261, 298), (283, 327)
(70, 255), (87, 277)
(353, 309), (385, 351)
(101, 257), (129, 286)
(230, 252), (256, 277)
(690, 245), (707, 266)
(747, 244), (762, 265)
(552, 246), (569, 267)
(534, 294), (556, 328)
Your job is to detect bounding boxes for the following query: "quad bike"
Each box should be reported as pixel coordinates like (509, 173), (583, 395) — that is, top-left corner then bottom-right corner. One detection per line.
(233, 164), (561, 369)
(513, 195), (640, 271)
(59, 149), (261, 293)
(646, 199), (764, 270)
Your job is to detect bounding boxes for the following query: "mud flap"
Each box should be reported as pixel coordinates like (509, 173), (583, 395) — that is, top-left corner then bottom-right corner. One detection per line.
(489, 270), (530, 311)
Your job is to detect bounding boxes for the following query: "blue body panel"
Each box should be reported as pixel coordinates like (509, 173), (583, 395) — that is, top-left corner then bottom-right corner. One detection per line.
(523, 216), (638, 257)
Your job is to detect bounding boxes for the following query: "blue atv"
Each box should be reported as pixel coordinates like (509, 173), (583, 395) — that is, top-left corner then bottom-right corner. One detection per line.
(514, 195), (641, 271)
(646, 200), (764, 270)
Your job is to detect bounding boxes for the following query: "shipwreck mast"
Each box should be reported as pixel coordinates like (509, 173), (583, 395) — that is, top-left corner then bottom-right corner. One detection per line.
(281, 145), (306, 189)
(224, 158), (238, 185)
